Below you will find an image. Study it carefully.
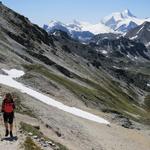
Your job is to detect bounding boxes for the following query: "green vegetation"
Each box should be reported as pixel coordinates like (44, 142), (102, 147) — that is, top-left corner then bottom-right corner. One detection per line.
(145, 95), (150, 110)
(22, 64), (150, 124)
(20, 122), (68, 150)
(24, 137), (42, 150)
(20, 122), (42, 137)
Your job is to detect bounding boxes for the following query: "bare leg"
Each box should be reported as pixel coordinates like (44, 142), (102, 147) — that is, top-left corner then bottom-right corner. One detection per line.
(9, 123), (13, 137)
(4, 123), (8, 130)
(4, 123), (9, 136)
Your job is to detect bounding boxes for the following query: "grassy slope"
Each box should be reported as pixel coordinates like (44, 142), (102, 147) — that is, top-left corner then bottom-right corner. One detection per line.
(20, 122), (68, 150)
(24, 137), (42, 150)
(22, 64), (150, 125)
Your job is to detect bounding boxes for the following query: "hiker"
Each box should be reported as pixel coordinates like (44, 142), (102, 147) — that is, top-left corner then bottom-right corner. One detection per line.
(1, 93), (15, 137)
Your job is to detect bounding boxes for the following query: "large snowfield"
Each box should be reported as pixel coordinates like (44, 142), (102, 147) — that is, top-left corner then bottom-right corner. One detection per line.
(0, 69), (110, 125)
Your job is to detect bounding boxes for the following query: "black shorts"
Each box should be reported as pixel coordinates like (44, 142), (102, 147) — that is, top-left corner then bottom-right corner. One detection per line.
(3, 112), (14, 124)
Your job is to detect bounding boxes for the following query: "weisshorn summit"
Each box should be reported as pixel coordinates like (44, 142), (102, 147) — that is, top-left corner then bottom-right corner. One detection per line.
(0, 2), (150, 150)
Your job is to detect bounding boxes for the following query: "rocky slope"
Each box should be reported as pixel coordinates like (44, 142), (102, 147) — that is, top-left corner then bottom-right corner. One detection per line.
(125, 21), (150, 49)
(89, 35), (150, 60)
(0, 86), (150, 150)
(0, 2), (150, 150)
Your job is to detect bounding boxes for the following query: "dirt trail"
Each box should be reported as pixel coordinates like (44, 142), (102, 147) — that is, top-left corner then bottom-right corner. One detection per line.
(0, 114), (23, 150)
(0, 110), (150, 150)
(0, 113), (55, 150)
(0, 86), (150, 150)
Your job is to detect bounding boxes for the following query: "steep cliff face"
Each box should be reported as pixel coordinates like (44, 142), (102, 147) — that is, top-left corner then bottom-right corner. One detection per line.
(0, 3), (53, 47)
(125, 22), (150, 50)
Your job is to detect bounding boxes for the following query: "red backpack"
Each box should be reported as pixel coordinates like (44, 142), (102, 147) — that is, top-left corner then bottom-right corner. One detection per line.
(3, 102), (14, 113)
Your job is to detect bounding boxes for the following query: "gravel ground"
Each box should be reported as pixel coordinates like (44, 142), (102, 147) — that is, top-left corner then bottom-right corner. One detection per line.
(0, 84), (150, 150)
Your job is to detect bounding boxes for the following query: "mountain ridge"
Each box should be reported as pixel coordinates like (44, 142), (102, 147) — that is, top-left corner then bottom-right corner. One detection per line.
(125, 21), (150, 49)
(43, 9), (150, 41)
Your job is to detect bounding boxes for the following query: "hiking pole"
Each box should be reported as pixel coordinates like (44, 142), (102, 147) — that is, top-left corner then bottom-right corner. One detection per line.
(0, 112), (3, 139)
(14, 113), (18, 137)
(12, 95), (18, 137)
(0, 112), (6, 140)
(0, 97), (4, 139)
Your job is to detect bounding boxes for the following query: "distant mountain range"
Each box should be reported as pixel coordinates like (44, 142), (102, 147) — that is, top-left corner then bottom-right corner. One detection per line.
(43, 9), (150, 41)
(101, 9), (150, 32)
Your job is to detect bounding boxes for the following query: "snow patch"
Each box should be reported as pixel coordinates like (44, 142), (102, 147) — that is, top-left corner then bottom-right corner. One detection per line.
(101, 50), (108, 54)
(0, 69), (110, 125)
(137, 26), (144, 34)
(146, 42), (150, 47)
(79, 22), (113, 34)
(134, 56), (138, 60)
(127, 55), (130, 58)
(130, 35), (138, 40)
(113, 66), (120, 69)
(2, 69), (25, 78)
(147, 83), (150, 87)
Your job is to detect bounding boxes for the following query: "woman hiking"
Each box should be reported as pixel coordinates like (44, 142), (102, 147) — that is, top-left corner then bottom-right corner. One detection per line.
(1, 93), (15, 137)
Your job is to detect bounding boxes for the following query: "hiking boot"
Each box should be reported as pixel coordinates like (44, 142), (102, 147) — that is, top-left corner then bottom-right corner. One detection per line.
(10, 131), (13, 138)
(5, 129), (9, 137)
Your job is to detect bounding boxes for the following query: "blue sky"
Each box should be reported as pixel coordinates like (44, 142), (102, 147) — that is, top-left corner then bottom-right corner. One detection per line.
(1, 0), (150, 27)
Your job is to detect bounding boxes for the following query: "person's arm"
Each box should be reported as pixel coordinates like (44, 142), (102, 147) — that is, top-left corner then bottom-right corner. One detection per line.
(1, 100), (4, 112)
(13, 101), (16, 109)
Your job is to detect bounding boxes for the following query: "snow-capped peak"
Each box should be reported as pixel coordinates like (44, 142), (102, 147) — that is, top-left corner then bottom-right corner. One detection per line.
(101, 9), (147, 32)
(43, 20), (70, 35)
(102, 9), (135, 24)
(121, 9), (136, 18)
(72, 19), (82, 25)
(48, 20), (65, 27)
(44, 19), (114, 40)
